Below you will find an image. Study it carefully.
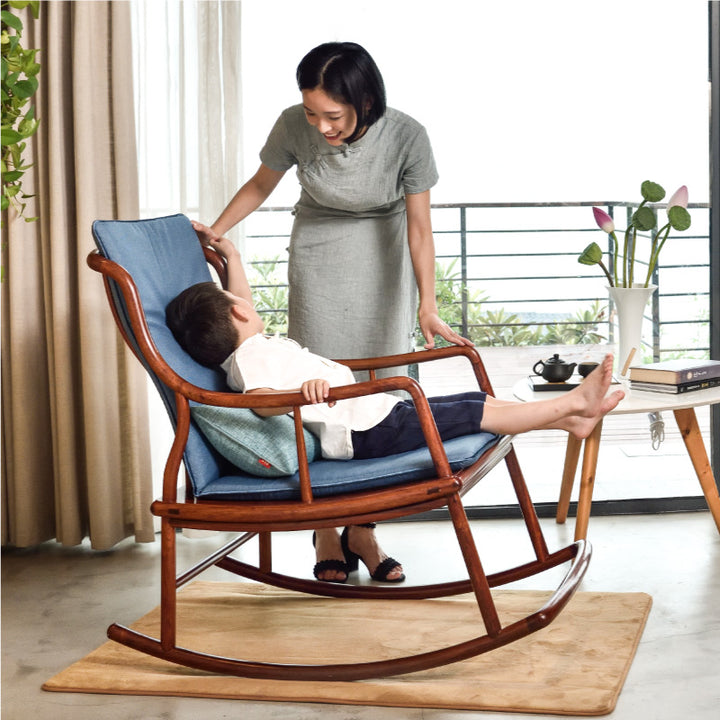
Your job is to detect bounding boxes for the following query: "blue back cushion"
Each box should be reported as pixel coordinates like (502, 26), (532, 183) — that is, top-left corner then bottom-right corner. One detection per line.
(92, 214), (228, 492)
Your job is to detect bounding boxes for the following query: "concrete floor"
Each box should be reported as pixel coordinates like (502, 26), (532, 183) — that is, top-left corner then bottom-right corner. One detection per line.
(3, 511), (720, 720)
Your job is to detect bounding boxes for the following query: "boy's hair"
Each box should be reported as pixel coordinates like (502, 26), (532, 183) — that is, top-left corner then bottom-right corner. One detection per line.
(165, 282), (238, 367)
(296, 41), (386, 144)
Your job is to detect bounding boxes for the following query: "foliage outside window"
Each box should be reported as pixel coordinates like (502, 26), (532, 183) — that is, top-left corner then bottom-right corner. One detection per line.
(1, 0), (40, 222)
(248, 258), (608, 348)
(430, 260), (606, 348)
(247, 258), (290, 336)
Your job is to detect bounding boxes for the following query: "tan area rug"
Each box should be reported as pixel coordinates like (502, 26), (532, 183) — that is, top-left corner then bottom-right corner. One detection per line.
(43, 581), (651, 715)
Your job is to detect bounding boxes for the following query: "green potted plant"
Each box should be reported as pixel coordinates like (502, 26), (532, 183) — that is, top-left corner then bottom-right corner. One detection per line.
(2, 0), (41, 222)
(577, 180), (692, 370)
(578, 180), (692, 288)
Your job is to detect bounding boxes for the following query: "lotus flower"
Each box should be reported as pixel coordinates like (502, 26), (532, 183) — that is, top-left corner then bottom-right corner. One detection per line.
(667, 185), (688, 209)
(592, 207), (615, 234)
(578, 180), (692, 287)
(645, 185), (692, 285)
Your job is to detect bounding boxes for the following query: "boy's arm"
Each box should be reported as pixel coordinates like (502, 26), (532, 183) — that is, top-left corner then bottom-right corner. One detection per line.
(246, 379), (334, 417)
(193, 230), (253, 306)
(222, 243), (253, 305)
(246, 388), (294, 417)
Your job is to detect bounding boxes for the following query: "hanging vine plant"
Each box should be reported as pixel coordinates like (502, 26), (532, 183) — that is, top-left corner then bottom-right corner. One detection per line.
(1, 0), (40, 222)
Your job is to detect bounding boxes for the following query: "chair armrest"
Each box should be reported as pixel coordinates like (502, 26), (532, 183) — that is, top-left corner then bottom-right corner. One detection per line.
(185, 374), (421, 409)
(336, 345), (495, 397)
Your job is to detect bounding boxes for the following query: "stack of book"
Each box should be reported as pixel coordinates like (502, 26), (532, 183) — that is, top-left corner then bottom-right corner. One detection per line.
(629, 359), (720, 394)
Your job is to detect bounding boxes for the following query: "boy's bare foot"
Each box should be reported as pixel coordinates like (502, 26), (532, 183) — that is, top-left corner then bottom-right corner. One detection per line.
(563, 354), (625, 438)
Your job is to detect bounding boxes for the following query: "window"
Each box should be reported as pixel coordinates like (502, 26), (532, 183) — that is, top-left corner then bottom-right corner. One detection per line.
(133, 1), (714, 509)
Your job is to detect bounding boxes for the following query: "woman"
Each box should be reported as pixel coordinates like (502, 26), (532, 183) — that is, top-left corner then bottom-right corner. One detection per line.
(193, 41), (471, 584)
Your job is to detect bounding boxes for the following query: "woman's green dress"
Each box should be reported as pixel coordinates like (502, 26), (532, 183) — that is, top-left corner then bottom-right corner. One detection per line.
(260, 105), (438, 364)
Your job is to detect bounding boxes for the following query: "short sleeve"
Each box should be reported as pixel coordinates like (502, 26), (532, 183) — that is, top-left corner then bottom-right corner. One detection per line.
(401, 125), (439, 195)
(223, 349), (275, 393)
(222, 338), (301, 394)
(221, 351), (246, 392)
(259, 111), (299, 173)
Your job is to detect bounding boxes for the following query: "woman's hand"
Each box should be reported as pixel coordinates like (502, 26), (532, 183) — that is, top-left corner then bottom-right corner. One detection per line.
(191, 221), (238, 261)
(301, 379), (335, 406)
(191, 220), (219, 246)
(419, 311), (474, 350)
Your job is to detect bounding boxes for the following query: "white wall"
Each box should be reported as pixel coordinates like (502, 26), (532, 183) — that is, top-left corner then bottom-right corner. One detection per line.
(241, 0), (709, 206)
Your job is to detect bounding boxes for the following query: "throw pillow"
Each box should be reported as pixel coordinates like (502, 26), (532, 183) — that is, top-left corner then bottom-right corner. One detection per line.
(191, 404), (321, 478)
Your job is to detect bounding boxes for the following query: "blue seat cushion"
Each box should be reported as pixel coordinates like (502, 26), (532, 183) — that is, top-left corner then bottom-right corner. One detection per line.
(191, 404), (322, 478)
(194, 431), (499, 501)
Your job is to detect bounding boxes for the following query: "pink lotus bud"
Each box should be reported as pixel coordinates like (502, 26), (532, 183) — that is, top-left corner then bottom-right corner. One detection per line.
(667, 185), (688, 209)
(592, 207), (615, 233)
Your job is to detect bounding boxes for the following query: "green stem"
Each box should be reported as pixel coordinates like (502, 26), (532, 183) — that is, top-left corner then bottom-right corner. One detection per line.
(622, 226), (631, 287)
(598, 260), (614, 287)
(609, 231), (619, 286)
(645, 223), (671, 287)
(627, 199), (647, 288)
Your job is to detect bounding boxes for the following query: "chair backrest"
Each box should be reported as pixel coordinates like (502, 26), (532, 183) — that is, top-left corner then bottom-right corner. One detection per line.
(91, 214), (229, 490)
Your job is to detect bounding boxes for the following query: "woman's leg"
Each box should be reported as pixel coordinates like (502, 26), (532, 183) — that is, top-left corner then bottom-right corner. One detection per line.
(313, 527), (347, 582)
(343, 524), (404, 582)
(314, 525), (404, 582)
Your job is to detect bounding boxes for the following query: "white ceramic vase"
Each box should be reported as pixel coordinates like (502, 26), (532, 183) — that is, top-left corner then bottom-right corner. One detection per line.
(607, 284), (657, 373)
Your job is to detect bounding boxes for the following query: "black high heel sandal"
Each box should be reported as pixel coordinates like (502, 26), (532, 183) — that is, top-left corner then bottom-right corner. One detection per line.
(312, 531), (350, 583)
(340, 523), (406, 583)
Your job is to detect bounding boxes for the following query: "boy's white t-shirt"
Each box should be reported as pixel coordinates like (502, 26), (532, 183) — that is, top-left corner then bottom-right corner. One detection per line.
(221, 334), (400, 459)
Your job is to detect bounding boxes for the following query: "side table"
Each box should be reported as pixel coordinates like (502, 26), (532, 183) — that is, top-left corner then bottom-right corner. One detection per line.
(512, 379), (720, 541)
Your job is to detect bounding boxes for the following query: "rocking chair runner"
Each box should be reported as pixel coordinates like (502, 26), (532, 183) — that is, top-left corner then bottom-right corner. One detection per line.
(88, 214), (591, 682)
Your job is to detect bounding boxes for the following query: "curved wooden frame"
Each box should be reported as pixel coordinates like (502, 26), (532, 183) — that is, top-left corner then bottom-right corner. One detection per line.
(88, 245), (591, 681)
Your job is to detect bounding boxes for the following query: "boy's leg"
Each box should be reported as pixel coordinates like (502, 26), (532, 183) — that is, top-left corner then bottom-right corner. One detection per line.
(351, 392), (487, 459)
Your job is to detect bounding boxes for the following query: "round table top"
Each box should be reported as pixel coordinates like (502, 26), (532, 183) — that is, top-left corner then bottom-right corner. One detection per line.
(512, 376), (720, 415)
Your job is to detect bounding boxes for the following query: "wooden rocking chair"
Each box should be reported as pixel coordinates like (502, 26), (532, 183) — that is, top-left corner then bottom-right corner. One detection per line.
(87, 213), (591, 681)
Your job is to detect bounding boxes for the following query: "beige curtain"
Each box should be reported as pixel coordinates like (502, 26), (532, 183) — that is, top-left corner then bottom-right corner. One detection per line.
(1, 1), (154, 549)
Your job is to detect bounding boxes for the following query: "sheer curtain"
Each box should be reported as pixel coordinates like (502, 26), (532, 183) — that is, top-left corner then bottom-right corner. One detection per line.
(131, 0), (243, 236)
(198, 1), (243, 233)
(130, 0), (244, 487)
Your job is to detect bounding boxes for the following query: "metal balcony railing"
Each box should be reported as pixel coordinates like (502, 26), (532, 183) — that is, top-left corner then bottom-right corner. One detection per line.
(244, 201), (712, 361)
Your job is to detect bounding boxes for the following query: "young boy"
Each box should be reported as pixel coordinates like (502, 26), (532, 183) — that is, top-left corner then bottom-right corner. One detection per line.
(167, 236), (624, 582)
(168, 236), (624, 456)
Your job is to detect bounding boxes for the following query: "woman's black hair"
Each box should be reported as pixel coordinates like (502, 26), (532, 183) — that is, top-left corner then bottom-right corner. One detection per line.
(296, 42), (386, 144)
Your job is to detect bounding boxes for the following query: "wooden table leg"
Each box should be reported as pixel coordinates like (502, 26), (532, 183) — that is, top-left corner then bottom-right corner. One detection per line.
(574, 419), (604, 542)
(673, 407), (720, 534)
(557, 434), (582, 524)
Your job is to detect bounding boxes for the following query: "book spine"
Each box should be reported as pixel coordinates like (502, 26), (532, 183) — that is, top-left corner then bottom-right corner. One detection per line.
(632, 365), (720, 383)
(629, 383), (679, 394)
(676, 377), (720, 393)
(630, 376), (720, 393)
(677, 366), (720, 382)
